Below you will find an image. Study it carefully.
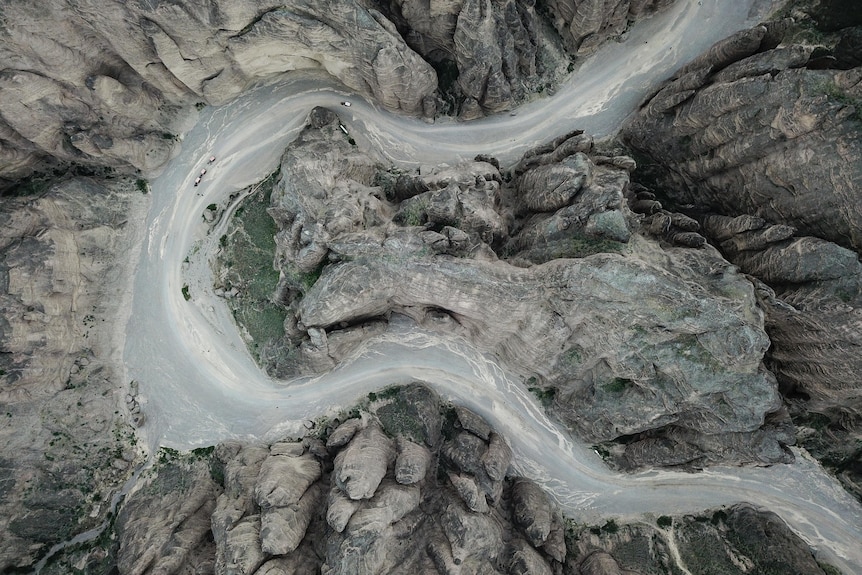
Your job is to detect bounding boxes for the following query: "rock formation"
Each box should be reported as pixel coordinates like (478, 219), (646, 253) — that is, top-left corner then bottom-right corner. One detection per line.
(0, 0), (438, 184)
(99, 385), (831, 575)
(251, 107), (792, 468)
(374, 0), (569, 117)
(0, 176), (147, 570)
(622, 21), (862, 253)
(90, 384), (823, 575)
(0, 0), (682, 185)
(542, 0), (676, 55)
(622, 10), (862, 497)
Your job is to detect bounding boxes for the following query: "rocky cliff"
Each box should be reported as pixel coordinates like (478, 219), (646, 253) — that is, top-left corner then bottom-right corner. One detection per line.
(40, 384), (833, 575)
(0, 176), (147, 570)
(622, 8), (862, 498)
(0, 0), (440, 185)
(542, 0), (675, 55)
(0, 0), (678, 186)
(226, 107), (793, 470)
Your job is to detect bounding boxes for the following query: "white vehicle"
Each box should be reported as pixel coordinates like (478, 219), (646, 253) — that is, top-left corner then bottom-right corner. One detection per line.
(340, 101), (351, 107)
(194, 177), (201, 186)
(208, 156), (216, 163)
(200, 168), (207, 175)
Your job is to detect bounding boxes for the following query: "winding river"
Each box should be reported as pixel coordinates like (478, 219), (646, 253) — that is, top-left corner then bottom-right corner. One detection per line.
(123, 0), (862, 572)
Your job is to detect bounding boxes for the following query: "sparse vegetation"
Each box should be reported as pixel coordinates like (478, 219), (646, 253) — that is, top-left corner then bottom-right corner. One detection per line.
(528, 385), (557, 407)
(135, 178), (148, 194)
(181, 285), (190, 301)
(214, 170), (288, 369)
(816, 80), (862, 123)
(397, 197), (429, 227)
(657, 515), (673, 528)
(602, 377), (630, 393)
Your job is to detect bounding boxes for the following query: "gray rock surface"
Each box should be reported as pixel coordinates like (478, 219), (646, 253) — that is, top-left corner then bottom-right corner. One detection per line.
(110, 386), (829, 575)
(0, 177), (147, 570)
(259, 108), (788, 467)
(377, 0), (569, 116)
(543, 0), (676, 55)
(116, 457), (220, 575)
(623, 23), (862, 254)
(333, 423), (395, 500)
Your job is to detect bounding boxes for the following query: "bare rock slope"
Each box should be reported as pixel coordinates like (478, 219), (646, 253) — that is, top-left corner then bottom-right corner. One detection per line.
(0, 177), (147, 570)
(622, 14), (862, 498)
(240, 107), (792, 469)
(103, 384), (829, 575)
(0, 0), (678, 185)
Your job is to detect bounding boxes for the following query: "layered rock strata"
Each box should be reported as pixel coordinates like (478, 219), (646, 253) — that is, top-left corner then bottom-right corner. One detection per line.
(246, 107), (791, 467)
(0, 177), (147, 570)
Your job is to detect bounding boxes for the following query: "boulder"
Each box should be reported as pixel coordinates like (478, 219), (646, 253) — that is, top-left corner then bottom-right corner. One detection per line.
(333, 424), (395, 500)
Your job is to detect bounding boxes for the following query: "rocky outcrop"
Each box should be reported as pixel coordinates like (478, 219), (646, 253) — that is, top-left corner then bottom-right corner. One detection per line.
(622, 22), (862, 254)
(0, 176), (147, 571)
(256, 108), (788, 468)
(542, 0), (676, 55)
(694, 212), (862, 500)
(622, 16), (862, 494)
(113, 384), (559, 575)
(110, 386), (829, 575)
(377, 0), (567, 117)
(116, 456), (220, 575)
(0, 0), (438, 184)
(566, 503), (832, 575)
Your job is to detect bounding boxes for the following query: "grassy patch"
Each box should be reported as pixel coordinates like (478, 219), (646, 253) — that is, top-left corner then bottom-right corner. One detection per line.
(395, 196), (429, 227)
(377, 395), (427, 444)
(215, 171), (287, 366)
(602, 377), (631, 393)
(528, 385), (557, 407)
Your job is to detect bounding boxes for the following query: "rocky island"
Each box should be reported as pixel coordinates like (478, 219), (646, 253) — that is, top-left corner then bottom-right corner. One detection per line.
(1, 0), (861, 574)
